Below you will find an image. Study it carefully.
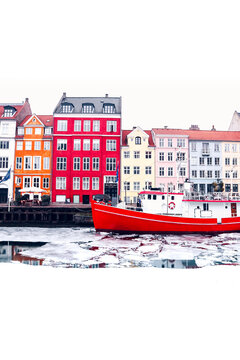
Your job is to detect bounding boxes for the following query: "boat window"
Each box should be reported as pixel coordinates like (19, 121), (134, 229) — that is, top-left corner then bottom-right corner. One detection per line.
(153, 195), (157, 200)
(225, 205), (228, 209)
(162, 196), (165, 200)
(148, 194), (151, 200)
(203, 203), (209, 211)
(171, 196), (174, 200)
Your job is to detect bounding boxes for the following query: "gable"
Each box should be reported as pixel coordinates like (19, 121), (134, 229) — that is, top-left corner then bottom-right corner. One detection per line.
(24, 115), (44, 127)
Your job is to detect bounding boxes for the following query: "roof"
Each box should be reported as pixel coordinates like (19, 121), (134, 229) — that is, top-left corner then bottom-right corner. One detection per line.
(54, 94), (121, 114)
(19, 115), (53, 127)
(0, 103), (25, 119)
(122, 129), (155, 146)
(152, 128), (240, 141)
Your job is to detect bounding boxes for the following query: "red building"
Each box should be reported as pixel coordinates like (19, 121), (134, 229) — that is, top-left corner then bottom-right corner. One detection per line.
(52, 93), (121, 204)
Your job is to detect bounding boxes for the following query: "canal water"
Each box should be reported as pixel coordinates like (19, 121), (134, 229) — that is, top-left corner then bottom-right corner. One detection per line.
(1, 227), (240, 268)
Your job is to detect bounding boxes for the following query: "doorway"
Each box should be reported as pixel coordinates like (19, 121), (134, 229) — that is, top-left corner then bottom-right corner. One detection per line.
(231, 203), (237, 217)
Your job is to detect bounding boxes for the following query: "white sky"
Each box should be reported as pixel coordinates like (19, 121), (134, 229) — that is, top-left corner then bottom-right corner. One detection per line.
(1, 0), (240, 131)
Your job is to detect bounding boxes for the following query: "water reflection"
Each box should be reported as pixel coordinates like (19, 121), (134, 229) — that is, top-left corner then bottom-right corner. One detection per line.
(1, 228), (240, 269)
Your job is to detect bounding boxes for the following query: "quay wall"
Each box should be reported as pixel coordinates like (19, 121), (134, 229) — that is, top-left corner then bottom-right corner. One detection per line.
(0, 205), (93, 227)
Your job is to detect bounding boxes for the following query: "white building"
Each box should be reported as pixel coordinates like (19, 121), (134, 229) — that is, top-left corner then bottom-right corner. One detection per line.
(0, 99), (31, 203)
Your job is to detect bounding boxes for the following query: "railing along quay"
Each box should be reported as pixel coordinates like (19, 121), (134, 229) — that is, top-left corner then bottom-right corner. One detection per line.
(0, 203), (93, 227)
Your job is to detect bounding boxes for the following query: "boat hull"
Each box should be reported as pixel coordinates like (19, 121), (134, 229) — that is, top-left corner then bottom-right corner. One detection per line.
(91, 200), (240, 234)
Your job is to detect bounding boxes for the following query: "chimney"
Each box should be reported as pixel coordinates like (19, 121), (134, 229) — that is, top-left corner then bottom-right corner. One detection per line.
(63, 92), (66, 98)
(105, 93), (109, 97)
(189, 124), (200, 130)
(25, 98), (29, 102)
(211, 125), (216, 131)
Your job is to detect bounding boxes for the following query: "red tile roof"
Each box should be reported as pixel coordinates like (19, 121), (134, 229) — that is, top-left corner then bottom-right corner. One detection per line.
(122, 129), (155, 146)
(152, 128), (240, 141)
(0, 104), (24, 119)
(19, 115), (53, 127)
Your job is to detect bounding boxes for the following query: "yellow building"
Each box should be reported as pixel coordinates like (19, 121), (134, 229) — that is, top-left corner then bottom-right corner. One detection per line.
(222, 140), (240, 193)
(121, 127), (155, 204)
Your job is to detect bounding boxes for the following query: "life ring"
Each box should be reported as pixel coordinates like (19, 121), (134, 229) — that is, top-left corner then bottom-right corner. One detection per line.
(168, 202), (175, 210)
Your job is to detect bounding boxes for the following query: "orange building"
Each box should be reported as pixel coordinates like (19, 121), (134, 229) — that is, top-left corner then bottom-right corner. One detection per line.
(14, 114), (53, 201)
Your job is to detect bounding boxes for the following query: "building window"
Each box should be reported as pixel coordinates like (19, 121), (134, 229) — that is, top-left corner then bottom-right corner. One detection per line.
(134, 151), (140, 159)
(83, 157), (90, 170)
(83, 139), (90, 151)
(215, 170), (220, 178)
(92, 158), (99, 171)
(225, 158), (230, 166)
(191, 142), (197, 151)
(74, 120), (81, 131)
(92, 139), (100, 151)
(207, 171), (212, 178)
(35, 128), (41, 135)
(159, 167), (164, 176)
(73, 177), (80, 190)
(18, 128), (24, 135)
(16, 157), (22, 169)
(225, 144), (230, 152)
(134, 182), (140, 191)
(0, 141), (9, 149)
(145, 181), (152, 190)
(34, 141), (41, 150)
(82, 177), (90, 190)
(103, 104), (116, 114)
(17, 141), (23, 150)
(93, 121), (100, 132)
(45, 127), (52, 135)
(83, 120), (91, 131)
(233, 171), (238, 178)
(57, 139), (67, 151)
(168, 152), (173, 161)
(168, 138), (172, 147)
(57, 120), (68, 131)
(107, 121), (117, 132)
(56, 177), (66, 189)
(179, 168), (186, 177)
(177, 138), (185, 147)
(159, 138), (164, 147)
(33, 177), (40, 188)
(92, 177), (99, 190)
(232, 144), (237, 152)
(106, 158), (116, 171)
(199, 157), (204, 165)
(133, 166), (140, 174)
(145, 166), (152, 175)
(159, 152), (164, 161)
(73, 157), (80, 170)
(24, 156), (32, 170)
(61, 103), (74, 113)
(215, 157), (220, 166)
(0, 157), (8, 169)
(82, 103), (94, 113)
(57, 157), (67, 170)
(233, 184), (238, 192)
(43, 157), (50, 170)
(24, 177), (31, 188)
(135, 136), (141, 145)
(25, 141), (32, 150)
(33, 156), (41, 170)
(124, 151), (130, 158)
(233, 158), (238, 166)
(225, 184), (231, 192)
(106, 140), (116, 151)
(202, 143), (210, 154)
(43, 178), (49, 188)
(26, 127), (32, 135)
(214, 143), (220, 152)
(177, 152), (186, 161)
(15, 176), (21, 185)
(200, 170), (205, 178)
(3, 107), (16, 117)
(124, 166), (130, 174)
(207, 157), (212, 166)
(74, 139), (81, 151)
(192, 170), (197, 178)
(145, 151), (152, 159)
(124, 182), (130, 191)
(44, 141), (50, 150)
(168, 167), (173, 176)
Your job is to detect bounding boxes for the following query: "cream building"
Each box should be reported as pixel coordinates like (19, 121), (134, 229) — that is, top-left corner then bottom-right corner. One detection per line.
(121, 127), (155, 204)
(222, 138), (240, 193)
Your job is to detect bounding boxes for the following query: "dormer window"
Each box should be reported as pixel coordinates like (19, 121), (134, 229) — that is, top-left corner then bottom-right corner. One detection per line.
(103, 103), (115, 114)
(135, 136), (141, 145)
(82, 103), (94, 114)
(61, 102), (74, 113)
(3, 106), (16, 117)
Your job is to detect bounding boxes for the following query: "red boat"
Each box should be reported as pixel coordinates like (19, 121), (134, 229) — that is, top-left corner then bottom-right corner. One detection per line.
(91, 188), (240, 234)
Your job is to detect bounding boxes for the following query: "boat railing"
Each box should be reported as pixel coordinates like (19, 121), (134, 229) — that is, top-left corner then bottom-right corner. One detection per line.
(184, 192), (240, 201)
